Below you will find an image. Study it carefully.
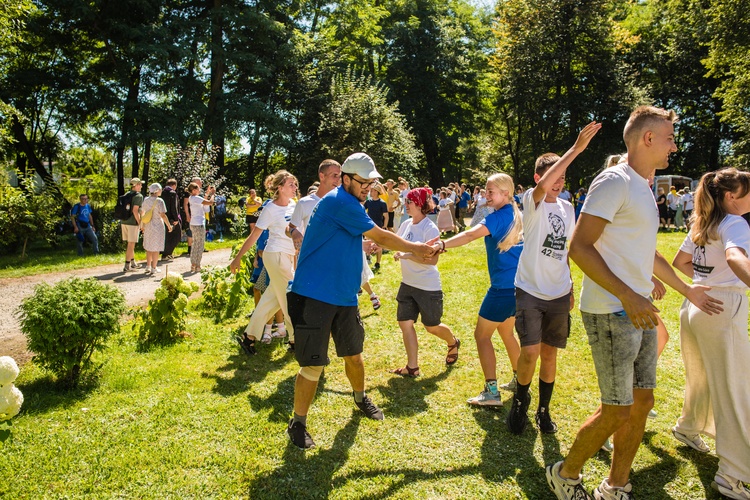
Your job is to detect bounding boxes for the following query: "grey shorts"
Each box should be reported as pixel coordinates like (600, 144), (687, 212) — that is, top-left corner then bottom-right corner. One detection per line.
(582, 311), (657, 406)
(396, 283), (443, 327)
(515, 288), (571, 348)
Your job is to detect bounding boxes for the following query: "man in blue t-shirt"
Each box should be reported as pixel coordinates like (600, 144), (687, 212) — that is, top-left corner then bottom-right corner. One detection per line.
(286, 152), (437, 450)
(71, 194), (99, 256)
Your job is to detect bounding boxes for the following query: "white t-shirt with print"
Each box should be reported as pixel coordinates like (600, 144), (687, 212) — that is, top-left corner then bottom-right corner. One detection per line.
(679, 215), (750, 289)
(396, 217), (441, 291)
(515, 189), (574, 300)
(289, 193), (321, 234)
(579, 163), (659, 314)
(256, 200), (296, 255)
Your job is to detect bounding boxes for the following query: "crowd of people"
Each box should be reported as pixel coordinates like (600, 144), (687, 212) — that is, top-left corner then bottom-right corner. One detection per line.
(69, 104), (749, 499)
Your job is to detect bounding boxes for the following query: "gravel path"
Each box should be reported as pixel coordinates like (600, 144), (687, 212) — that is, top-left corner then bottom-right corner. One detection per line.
(0, 248), (233, 365)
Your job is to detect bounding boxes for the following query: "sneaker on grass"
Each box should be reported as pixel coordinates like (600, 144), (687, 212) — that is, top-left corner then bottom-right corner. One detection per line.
(545, 461), (593, 500)
(536, 406), (558, 434)
(593, 478), (633, 500)
(354, 393), (384, 420)
(499, 373), (518, 392)
(671, 426), (710, 453)
(506, 391), (531, 435)
(287, 419), (315, 449)
(467, 387), (502, 406)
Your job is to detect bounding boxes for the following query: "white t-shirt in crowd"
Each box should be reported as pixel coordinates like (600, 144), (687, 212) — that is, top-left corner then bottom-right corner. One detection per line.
(396, 217), (441, 291)
(679, 215), (750, 289)
(476, 196), (487, 209)
(579, 163), (659, 314)
(189, 195), (208, 226)
(667, 192), (680, 210)
(515, 189), (574, 300)
(256, 200), (296, 255)
(681, 192), (694, 211)
(289, 193), (321, 234)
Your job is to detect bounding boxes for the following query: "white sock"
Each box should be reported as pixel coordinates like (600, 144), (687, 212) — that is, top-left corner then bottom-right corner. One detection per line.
(276, 322), (286, 331)
(370, 293), (377, 298)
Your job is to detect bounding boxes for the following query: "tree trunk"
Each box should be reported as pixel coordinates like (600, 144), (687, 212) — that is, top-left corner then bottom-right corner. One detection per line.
(142, 139), (152, 184)
(11, 114), (65, 203)
(203, 0), (225, 169)
(131, 143), (139, 180)
(116, 147), (125, 196)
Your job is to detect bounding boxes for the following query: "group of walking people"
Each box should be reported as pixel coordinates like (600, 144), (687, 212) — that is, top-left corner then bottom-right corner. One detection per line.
(223, 105), (749, 499)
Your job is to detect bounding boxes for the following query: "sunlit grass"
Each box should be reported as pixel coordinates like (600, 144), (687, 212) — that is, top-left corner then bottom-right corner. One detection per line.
(1, 231), (729, 498)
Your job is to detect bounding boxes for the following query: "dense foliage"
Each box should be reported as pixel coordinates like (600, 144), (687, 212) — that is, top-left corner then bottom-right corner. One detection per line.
(1, 0), (748, 197)
(16, 277), (125, 388)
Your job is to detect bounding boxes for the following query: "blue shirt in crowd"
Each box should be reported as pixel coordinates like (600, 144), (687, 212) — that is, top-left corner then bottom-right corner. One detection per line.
(292, 186), (376, 306)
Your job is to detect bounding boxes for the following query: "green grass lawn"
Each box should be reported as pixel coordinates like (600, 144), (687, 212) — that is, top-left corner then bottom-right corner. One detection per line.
(1, 231), (731, 498)
(0, 235), (242, 279)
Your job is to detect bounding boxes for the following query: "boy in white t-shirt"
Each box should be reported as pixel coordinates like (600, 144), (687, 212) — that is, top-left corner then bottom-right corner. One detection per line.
(507, 122), (601, 435)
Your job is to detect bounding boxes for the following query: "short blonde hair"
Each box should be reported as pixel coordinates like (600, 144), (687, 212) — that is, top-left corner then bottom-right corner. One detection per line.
(623, 106), (678, 146)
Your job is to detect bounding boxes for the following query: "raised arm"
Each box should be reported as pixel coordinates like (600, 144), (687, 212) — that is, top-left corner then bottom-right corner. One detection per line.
(532, 121), (601, 205)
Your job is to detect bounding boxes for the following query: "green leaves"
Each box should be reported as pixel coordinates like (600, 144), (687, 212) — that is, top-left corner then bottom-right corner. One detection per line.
(133, 272), (199, 346)
(16, 277), (125, 388)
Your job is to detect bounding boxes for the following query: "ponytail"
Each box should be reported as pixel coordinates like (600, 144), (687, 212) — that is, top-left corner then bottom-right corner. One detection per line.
(691, 168), (750, 246)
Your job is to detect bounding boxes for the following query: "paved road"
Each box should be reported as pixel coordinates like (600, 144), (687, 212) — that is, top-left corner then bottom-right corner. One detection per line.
(0, 248), (233, 365)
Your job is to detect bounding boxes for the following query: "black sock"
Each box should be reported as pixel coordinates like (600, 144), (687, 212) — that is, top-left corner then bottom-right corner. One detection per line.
(187, 246), (191, 254)
(538, 379), (555, 410)
(516, 381), (531, 402)
(292, 412), (306, 427)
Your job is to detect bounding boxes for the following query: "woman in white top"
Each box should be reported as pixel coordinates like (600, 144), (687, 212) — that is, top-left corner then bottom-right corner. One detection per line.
(187, 182), (215, 272)
(672, 168), (750, 499)
(436, 190), (456, 233)
(141, 183), (173, 275)
(231, 170), (298, 355)
(470, 188), (494, 227)
(390, 188), (459, 377)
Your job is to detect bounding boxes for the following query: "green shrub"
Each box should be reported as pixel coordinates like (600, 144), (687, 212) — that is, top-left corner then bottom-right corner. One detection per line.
(96, 215), (126, 254)
(16, 277), (126, 388)
(228, 215), (247, 239)
(0, 181), (64, 257)
(133, 273), (199, 346)
(199, 246), (253, 321)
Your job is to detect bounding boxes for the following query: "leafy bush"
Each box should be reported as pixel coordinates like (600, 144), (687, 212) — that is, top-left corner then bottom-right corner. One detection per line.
(0, 179), (64, 256)
(133, 273), (199, 346)
(96, 215), (126, 254)
(228, 215), (247, 239)
(16, 278), (126, 388)
(199, 246), (253, 321)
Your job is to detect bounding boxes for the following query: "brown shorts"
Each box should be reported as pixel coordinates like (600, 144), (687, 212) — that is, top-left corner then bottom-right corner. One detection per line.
(515, 288), (571, 348)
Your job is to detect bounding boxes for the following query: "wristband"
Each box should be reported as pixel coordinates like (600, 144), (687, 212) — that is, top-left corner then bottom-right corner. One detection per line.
(439, 240), (446, 252)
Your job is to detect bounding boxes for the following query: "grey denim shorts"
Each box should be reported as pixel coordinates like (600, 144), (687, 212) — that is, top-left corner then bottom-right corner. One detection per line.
(582, 311), (657, 406)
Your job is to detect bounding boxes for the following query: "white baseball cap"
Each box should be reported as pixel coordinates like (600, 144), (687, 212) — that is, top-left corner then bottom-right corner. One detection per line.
(341, 153), (381, 180)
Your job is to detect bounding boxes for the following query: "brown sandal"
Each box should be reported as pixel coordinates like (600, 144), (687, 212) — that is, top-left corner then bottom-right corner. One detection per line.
(390, 365), (421, 378)
(446, 337), (460, 366)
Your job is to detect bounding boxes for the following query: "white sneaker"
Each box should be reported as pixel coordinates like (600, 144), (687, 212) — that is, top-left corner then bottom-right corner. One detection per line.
(467, 389), (502, 406)
(601, 438), (613, 453)
(647, 408), (657, 419)
(144, 267), (153, 275)
(499, 373), (518, 392)
(672, 426), (710, 453)
(152, 266), (161, 273)
(593, 478), (633, 499)
(712, 472), (750, 499)
(545, 461), (593, 500)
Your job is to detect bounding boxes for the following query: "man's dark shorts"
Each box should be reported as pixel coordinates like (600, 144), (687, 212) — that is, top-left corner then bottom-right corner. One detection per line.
(387, 212), (395, 229)
(396, 282), (443, 327)
(287, 291), (365, 367)
(515, 288), (571, 348)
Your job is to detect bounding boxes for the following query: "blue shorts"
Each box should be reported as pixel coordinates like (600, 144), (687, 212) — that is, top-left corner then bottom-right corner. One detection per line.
(478, 287), (516, 323)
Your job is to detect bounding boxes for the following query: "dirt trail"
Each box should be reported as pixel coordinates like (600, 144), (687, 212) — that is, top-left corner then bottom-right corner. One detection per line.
(0, 249), (233, 365)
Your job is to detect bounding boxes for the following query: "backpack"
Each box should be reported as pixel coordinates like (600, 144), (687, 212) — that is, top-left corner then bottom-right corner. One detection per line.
(114, 191), (137, 220)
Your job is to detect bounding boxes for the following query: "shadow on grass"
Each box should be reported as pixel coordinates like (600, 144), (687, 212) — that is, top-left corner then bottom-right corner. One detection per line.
(246, 373), (297, 424)
(376, 367), (452, 417)
(674, 439), (721, 499)
(202, 327), (295, 397)
(247, 413), (362, 499)
(16, 373), (99, 415)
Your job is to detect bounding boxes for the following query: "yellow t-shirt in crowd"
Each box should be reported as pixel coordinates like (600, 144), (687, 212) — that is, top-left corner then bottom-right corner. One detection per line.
(245, 196), (263, 216)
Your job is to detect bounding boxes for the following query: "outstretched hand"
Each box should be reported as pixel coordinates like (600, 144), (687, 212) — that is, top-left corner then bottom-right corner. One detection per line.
(573, 121), (602, 153)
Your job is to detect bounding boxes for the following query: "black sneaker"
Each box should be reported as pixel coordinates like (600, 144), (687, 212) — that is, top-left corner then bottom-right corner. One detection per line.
(536, 407), (558, 434)
(235, 334), (256, 355)
(506, 391), (531, 434)
(354, 393), (384, 420)
(373, 262), (380, 271)
(286, 342), (295, 353)
(287, 419), (315, 449)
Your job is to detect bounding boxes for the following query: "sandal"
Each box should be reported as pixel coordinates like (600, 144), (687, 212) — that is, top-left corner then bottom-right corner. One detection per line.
(446, 337), (460, 366)
(235, 333), (256, 355)
(390, 365), (420, 378)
